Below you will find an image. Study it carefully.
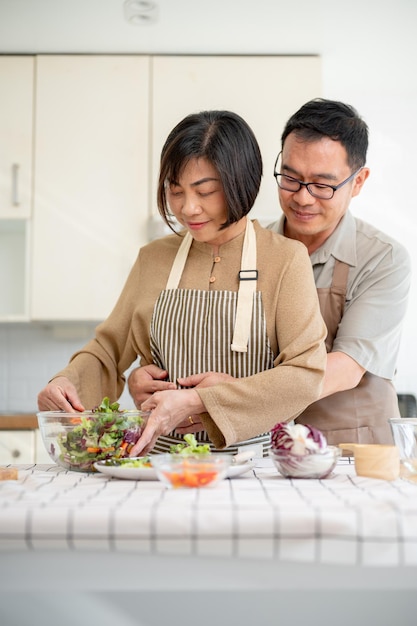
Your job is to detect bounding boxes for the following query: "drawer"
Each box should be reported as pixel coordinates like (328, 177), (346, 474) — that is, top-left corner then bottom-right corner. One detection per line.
(0, 430), (35, 464)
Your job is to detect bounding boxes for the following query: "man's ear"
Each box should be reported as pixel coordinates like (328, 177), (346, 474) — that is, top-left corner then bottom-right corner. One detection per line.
(351, 167), (370, 198)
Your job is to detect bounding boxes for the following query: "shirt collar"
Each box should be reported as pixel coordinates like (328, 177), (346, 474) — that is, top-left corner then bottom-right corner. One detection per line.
(275, 211), (357, 267)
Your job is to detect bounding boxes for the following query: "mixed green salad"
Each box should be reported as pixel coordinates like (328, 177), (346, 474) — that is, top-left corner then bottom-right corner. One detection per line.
(169, 433), (211, 456)
(54, 397), (146, 471)
(97, 434), (211, 471)
(100, 456), (152, 468)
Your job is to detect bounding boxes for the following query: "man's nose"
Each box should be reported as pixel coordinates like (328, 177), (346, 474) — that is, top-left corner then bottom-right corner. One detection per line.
(293, 185), (315, 205)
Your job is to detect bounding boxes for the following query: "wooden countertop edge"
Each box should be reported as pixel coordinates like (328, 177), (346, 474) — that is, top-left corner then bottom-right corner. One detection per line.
(0, 415), (39, 429)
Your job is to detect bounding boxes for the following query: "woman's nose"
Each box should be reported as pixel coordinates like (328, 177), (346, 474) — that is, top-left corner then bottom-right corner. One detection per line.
(182, 195), (202, 215)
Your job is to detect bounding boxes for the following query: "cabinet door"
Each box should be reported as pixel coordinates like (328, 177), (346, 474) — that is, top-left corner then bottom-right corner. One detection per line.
(0, 56), (33, 219)
(31, 56), (150, 321)
(151, 56), (321, 226)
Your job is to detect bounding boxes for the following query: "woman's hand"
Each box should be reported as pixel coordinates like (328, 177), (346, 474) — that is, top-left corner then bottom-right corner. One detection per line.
(37, 376), (85, 412)
(129, 388), (205, 457)
(128, 365), (177, 408)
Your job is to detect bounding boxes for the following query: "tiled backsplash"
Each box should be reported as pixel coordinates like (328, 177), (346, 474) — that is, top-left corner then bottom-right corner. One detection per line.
(0, 323), (137, 412)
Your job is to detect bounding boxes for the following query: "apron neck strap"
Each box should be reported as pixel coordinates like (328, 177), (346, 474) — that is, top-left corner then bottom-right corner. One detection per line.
(231, 219), (257, 352)
(165, 219), (258, 353)
(166, 232), (193, 290)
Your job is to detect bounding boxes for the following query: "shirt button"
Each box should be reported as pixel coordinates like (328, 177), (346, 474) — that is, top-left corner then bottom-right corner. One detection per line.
(214, 256), (221, 263)
(209, 276), (216, 283)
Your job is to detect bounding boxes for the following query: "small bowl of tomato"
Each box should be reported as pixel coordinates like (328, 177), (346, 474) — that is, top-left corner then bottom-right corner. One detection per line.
(150, 453), (232, 489)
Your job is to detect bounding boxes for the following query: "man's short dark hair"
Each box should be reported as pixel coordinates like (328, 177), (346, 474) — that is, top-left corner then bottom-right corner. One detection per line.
(281, 98), (368, 170)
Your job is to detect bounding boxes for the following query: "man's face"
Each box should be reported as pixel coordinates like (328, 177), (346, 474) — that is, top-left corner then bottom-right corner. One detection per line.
(278, 133), (369, 252)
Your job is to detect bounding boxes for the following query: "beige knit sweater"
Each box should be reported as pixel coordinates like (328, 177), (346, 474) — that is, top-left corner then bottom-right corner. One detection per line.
(55, 220), (327, 448)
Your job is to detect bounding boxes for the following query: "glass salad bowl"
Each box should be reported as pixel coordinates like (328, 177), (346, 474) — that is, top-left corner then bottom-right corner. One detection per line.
(270, 446), (341, 479)
(37, 409), (149, 472)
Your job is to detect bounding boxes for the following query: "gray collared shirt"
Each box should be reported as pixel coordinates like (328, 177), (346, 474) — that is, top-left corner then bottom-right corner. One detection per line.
(268, 210), (411, 378)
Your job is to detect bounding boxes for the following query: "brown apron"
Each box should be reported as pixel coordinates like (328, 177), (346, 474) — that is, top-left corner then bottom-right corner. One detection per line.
(296, 259), (398, 444)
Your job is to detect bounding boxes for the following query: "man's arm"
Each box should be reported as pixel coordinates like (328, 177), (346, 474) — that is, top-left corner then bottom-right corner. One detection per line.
(320, 352), (366, 399)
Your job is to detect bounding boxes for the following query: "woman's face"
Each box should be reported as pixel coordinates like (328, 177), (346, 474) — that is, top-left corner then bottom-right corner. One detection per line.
(166, 157), (245, 248)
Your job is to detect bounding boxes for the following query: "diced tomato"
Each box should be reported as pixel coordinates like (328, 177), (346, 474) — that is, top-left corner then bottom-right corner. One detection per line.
(163, 469), (218, 488)
(86, 446), (115, 454)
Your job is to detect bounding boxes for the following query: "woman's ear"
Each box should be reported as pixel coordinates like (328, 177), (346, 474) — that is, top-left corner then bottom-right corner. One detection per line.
(351, 167), (370, 198)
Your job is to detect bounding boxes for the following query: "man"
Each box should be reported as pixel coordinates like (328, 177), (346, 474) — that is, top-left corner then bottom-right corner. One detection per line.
(128, 99), (411, 445)
(266, 98), (411, 444)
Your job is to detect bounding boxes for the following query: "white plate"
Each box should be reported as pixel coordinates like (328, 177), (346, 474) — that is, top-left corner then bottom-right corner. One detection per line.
(227, 460), (255, 478)
(94, 458), (157, 480)
(94, 458), (255, 481)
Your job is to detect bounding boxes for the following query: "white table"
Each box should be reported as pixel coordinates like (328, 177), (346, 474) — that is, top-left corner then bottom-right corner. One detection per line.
(1, 458), (417, 626)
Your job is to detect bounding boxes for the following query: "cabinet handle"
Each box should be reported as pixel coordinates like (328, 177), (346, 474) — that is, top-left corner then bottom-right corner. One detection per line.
(12, 163), (20, 206)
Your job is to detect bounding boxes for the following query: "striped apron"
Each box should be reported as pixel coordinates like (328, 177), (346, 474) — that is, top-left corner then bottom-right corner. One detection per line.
(150, 219), (274, 456)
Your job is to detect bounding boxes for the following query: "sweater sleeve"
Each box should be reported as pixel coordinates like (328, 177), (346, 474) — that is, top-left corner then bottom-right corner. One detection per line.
(52, 236), (181, 408)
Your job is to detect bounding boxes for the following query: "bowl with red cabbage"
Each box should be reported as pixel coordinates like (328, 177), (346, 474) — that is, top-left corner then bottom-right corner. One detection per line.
(269, 422), (340, 479)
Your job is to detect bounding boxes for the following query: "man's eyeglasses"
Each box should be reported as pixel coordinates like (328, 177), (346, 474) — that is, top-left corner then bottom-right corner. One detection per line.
(273, 152), (362, 200)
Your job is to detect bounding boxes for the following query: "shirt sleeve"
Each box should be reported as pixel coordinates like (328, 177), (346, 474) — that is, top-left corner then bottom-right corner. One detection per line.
(332, 238), (411, 378)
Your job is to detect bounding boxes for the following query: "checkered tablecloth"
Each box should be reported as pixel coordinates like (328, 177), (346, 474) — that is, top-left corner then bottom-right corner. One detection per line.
(1, 458), (417, 567)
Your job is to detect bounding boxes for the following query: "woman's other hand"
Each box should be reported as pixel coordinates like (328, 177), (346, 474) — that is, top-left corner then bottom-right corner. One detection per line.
(37, 376), (85, 412)
(129, 388), (205, 456)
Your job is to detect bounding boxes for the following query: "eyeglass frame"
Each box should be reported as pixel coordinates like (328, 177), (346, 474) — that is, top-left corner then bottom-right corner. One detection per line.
(273, 152), (363, 200)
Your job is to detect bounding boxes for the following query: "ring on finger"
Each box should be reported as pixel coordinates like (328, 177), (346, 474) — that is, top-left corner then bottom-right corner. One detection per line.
(188, 416), (194, 425)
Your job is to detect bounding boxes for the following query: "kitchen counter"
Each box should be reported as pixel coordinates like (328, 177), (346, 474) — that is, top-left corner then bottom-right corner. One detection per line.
(1, 458), (417, 626)
(0, 413), (38, 429)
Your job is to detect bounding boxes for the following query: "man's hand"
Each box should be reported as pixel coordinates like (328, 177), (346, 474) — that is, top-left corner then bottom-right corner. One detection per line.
(37, 376), (85, 412)
(128, 365), (177, 408)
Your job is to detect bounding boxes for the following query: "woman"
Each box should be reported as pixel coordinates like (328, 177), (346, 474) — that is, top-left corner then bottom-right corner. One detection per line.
(38, 110), (327, 457)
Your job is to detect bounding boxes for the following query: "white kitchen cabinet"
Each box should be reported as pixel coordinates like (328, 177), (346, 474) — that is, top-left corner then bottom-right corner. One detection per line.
(1, 54), (321, 322)
(0, 56), (33, 220)
(30, 55), (150, 321)
(0, 429), (52, 464)
(150, 55), (322, 226)
(0, 56), (34, 320)
(0, 430), (35, 464)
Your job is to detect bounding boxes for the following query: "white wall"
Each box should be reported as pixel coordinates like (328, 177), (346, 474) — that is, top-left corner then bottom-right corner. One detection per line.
(0, 0), (416, 410)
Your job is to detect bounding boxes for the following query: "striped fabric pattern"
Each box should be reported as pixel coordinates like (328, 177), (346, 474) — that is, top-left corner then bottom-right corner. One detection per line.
(150, 288), (274, 455)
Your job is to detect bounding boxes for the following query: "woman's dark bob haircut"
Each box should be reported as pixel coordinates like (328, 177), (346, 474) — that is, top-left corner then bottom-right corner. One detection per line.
(157, 110), (263, 231)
